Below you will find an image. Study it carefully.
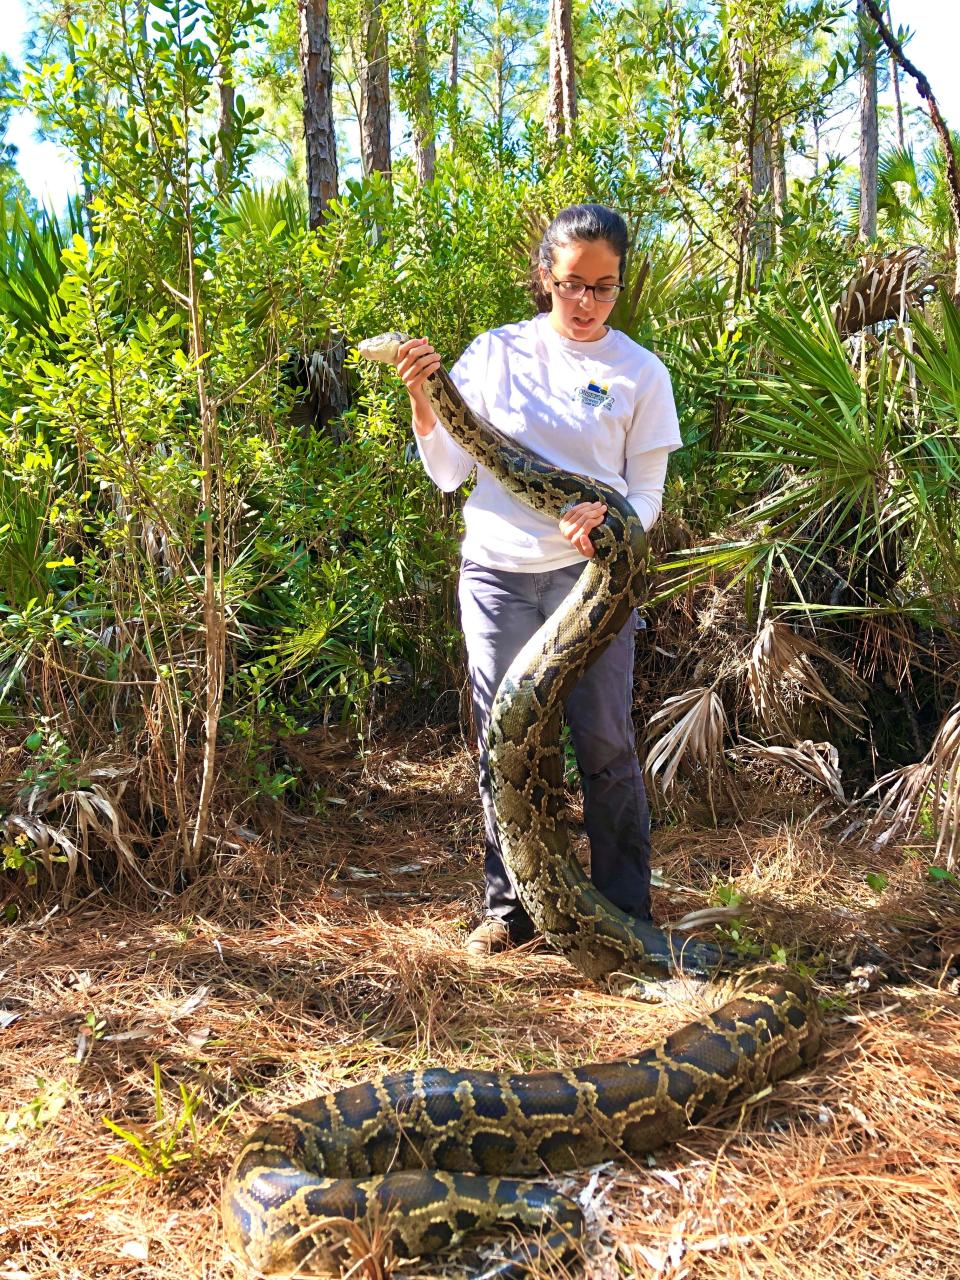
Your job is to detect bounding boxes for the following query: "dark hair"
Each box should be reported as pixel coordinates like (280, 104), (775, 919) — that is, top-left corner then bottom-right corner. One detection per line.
(530, 203), (629, 311)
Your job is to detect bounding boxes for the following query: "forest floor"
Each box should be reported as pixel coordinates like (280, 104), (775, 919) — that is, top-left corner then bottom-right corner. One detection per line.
(2, 726), (960, 1280)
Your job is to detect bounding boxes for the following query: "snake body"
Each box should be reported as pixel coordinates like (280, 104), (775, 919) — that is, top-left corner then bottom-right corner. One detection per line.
(222, 333), (821, 1275)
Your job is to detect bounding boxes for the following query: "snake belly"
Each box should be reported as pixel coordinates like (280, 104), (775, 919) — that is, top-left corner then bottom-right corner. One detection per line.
(220, 333), (821, 1275)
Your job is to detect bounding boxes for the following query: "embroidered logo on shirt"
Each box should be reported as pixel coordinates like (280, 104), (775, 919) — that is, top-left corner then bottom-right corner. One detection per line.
(575, 381), (614, 410)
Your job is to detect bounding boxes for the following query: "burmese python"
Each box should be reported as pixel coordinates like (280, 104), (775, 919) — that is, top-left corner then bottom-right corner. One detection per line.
(222, 333), (821, 1276)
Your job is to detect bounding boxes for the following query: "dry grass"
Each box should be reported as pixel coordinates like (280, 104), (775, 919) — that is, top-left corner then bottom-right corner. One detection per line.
(2, 729), (959, 1280)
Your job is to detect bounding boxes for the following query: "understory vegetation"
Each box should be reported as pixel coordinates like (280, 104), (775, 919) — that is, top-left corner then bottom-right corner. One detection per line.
(0, 0), (958, 902)
(1, 3), (960, 1279)
(2, 739), (959, 1279)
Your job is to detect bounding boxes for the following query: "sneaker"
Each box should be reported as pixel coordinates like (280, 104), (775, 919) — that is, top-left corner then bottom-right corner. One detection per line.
(464, 917), (535, 956)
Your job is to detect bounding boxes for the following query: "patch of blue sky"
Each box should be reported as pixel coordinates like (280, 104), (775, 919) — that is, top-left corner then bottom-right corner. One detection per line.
(1, 0), (959, 211)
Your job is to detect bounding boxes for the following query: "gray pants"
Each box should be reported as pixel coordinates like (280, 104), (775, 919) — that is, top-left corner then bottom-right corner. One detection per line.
(458, 557), (652, 934)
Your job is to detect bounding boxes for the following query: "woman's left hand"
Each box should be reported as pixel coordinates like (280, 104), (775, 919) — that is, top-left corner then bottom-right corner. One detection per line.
(559, 502), (607, 558)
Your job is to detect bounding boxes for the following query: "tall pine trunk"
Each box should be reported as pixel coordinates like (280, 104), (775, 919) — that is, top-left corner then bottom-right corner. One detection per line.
(858, 0), (879, 242)
(215, 53), (235, 193)
(448, 15), (459, 154)
(298, 0), (338, 229)
(546, 0), (576, 144)
(360, 0), (391, 178)
(411, 16), (436, 185)
(728, 26), (772, 291)
(772, 122), (787, 250)
(887, 0), (905, 147)
(751, 123), (773, 279)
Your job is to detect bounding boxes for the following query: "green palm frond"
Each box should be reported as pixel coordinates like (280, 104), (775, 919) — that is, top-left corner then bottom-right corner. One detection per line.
(680, 284), (909, 610)
(904, 286), (960, 421)
(738, 285), (892, 493)
(856, 144), (927, 239)
(878, 146), (924, 200)
(612, 237), (731, 349)
(220, 182), (307, 243)
(849, 141), (954, 243)
(613, 239), (688, 335)
(0, 196), (87, 344)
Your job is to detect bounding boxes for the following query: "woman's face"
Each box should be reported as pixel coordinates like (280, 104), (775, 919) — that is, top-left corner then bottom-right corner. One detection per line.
(540, 239), (622, 343)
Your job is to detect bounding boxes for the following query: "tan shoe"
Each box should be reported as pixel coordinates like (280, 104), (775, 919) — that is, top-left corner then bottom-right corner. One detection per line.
(464, 918), (534, 956)
(465, 918), (511, 955)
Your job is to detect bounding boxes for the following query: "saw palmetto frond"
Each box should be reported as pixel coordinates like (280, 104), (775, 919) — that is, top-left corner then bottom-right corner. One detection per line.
(746, 620), (867, 735)
(645, 686), (729, 796)
(3, 762), (159, 902)
(735, 739), (845, 803)
(0, 196), (88, 347)
(864, 702), (960, 868)
(832, 246), (934, 337)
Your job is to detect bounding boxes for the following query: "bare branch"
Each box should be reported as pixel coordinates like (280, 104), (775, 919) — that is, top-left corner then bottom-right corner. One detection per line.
(861, 0), (960, 297)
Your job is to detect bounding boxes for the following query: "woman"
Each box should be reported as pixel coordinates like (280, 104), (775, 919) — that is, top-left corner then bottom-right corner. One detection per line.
(398, 204), (682, 955)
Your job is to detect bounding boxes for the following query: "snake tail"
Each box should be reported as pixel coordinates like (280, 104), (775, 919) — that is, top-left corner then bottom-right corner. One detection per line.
(222, 975), (820, 1274)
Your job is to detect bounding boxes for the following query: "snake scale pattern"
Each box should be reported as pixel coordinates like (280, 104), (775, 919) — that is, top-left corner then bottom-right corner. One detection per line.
(222, 333), (821, 1276)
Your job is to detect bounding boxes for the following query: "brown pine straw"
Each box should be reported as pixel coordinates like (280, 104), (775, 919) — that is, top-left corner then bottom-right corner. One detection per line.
(1, 731), (959, 1280)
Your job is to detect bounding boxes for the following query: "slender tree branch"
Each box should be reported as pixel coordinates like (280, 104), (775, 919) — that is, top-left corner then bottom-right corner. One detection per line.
(886, 0), (905, 147)
(862, 0), (960, 296)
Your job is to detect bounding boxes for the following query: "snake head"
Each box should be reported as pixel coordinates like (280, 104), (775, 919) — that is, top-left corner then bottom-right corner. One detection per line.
(358, 332), (410, 365)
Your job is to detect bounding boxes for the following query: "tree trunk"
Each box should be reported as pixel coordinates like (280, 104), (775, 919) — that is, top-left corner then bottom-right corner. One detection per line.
(448, 14), (459, 153)
(215, 53), (235, 193)
(664, 1), (695, 270)
(813, 113), (820, 177)
(494, 15), (506, 165)
(887, 0), (905, 148)
(546, 0), (576, 144)
(298, 0), (338, 229)
(409, 10), (436, 185)
(360, 0), (391, 178)
(752, 122), (773, 279)
(728, 24), (771, 289)
(858, 0), (878, 242)
(771, 122), (787, 250)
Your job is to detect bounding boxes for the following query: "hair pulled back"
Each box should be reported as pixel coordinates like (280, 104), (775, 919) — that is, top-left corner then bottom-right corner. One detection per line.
(530, 203), (629, 311)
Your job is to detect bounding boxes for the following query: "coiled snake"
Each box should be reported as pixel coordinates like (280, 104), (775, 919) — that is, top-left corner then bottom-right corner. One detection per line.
(222, 333), (821, 1276)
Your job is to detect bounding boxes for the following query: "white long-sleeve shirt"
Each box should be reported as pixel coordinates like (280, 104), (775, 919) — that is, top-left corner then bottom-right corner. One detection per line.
(416, 312), (682, 572)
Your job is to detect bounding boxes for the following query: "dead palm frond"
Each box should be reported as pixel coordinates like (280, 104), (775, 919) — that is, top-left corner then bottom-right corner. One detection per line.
(645, 686), (729, 796)
(6, 763), (163, 902)
(832, 245), (935, 337)
(735, 739), (845, 803)
(746, 619), (867, 736)
(3, 813), (83, 892)
(851, 609), (920, 688)
(862, 702), (960, 867)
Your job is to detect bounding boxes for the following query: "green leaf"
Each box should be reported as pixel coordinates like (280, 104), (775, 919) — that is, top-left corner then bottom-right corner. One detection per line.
(928, 866), (959, 885)
(865, 872), (889, 894)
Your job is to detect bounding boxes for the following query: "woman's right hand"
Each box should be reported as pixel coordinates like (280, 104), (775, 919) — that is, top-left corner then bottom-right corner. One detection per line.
(397, 338), (442, 437)
(397, 338), (441, 397)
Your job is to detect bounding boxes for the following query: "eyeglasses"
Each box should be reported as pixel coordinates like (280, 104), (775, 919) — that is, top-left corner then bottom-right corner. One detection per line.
(549, 274), (623, 303)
